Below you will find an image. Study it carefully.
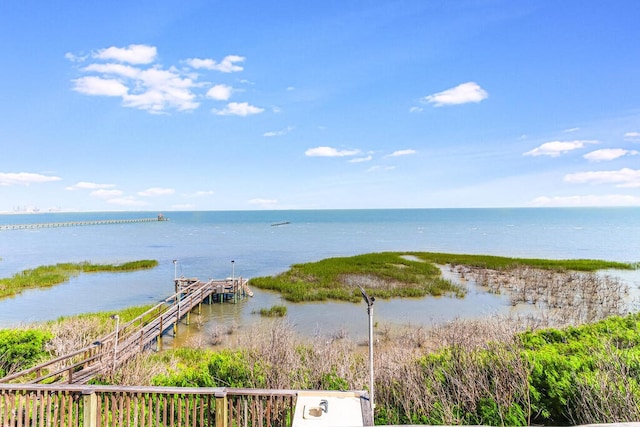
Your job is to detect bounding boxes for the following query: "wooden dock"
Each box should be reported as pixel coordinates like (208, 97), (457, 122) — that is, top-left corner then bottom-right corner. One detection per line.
(0, 215), (167, 230)
(0, 277), (252, 385)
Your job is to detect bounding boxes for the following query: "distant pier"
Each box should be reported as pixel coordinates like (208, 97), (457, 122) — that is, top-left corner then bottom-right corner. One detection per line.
(0, 214), (168, 231)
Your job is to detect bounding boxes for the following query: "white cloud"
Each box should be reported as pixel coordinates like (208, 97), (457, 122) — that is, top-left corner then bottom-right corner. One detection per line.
(305, 146), (360, 157)
(137, 187), (175, 197)
(82, 63), (140, 79)
(69, 45), (253, 113)
(206, 84), (233, 101)
(388, 149), (417, 157)
(563, 127), (580, 133)
(214, 102), (264, 116)
(73, 66), (198, 112)
(73, 76), (129, 97)
(0, 172), (62, 186)
(94, 44), (157, 65)
(186, 55), (245, 73)
(564, 168), (640, 188)
(624, 131), (640, 142)
(66, 181), (115, 190)
(422, 82), (488, 107)
(349, 155), (373, 163)
(409, 106), (423, 113)
(584, 148), (638, 162)
(530, 194), (640, 207)
(263, 126), (293, 137)
(91, 189), (123, 198)
(523, 140), (598, 157)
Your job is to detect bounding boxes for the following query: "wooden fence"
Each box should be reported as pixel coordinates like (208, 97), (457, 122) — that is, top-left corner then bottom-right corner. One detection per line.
(0, 384), (307, 427)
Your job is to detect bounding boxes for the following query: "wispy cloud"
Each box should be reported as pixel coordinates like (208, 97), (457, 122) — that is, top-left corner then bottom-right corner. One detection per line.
(186, 55), (245, 73)
(422, 82), (488, 107)
(66, 181), (115, 190)
(214, 102), (264, 116)
(523, 140), (598, 157)
(530, 194), (640, 207)
(564, 168), (640, 188)
(305, 146), (360, 157)
(263, 126), (294, 137)
(584, 148), (638, 162)
(0, 172), (62, 186)
(409, 106), (423, 113)
(563, 127), (580, 133)
(349, 155), (373, 163)
(388, 149), (417, 157)
(137, 187), (175, 197)
(624, 131), (640, 142)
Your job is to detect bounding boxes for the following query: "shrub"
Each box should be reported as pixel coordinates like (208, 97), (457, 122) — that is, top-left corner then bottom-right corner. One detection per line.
(0, 329), (52, 377)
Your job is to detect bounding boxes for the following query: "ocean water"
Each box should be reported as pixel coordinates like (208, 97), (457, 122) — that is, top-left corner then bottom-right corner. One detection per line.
(0, 208), (639, 337)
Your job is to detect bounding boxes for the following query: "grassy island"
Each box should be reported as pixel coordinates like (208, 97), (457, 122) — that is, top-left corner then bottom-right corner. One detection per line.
(0, 260), (158, 300)
(250, 252), (635, 303)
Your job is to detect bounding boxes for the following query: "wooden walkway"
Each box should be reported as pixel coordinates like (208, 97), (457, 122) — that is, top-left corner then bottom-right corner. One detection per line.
(0, 278), (252, 385)
(0, 216), (167, 231)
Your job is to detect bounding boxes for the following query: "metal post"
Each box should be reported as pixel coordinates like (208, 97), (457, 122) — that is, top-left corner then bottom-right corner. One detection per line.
(358, 285), (375, 421)
(367, 303), (374, 416)
(110, 315), (120, 372)
(173, 260), (177, 280)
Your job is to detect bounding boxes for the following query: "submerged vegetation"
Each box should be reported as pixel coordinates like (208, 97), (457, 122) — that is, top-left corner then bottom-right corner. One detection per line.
(250, 251), (635, 303)
(0, 260), (158, 299)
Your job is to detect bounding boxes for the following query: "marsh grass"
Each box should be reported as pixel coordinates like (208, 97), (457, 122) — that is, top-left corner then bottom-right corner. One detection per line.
(250, 252), (635, 303)
(255, 305), (287, 317)
(250, 252), (463, 302)
(0, 260), (158, 299)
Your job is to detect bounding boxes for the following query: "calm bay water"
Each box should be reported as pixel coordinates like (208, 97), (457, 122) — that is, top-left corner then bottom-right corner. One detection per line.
(1, 208), (639, 338)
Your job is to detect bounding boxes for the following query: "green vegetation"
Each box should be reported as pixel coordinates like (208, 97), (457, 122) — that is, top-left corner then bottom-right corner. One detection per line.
(0, 260), (158, 299)
(0, 329), (51, 378)
(251, 252), (463, 302)
(142, 314), (640, 426)
(407, 251), (636, 272)
(255, 305), (287, 317)
(0, 304), (155, 381)
(250, 252), (634, 303)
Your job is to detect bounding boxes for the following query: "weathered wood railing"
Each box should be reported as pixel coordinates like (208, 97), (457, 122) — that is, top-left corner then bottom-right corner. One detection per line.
(0, 279), (249, 385)
(0, 384), (308, 427)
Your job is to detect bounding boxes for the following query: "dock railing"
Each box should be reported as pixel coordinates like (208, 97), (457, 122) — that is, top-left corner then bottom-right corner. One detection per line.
(0, 384), (372, 427)
(0, 279), (250, 385)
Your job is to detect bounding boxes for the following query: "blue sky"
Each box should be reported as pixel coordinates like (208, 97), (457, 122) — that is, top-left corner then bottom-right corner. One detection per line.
(1, 0), (639, 212)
